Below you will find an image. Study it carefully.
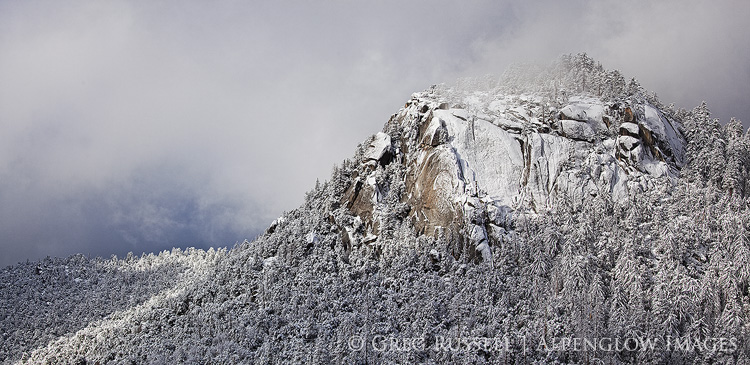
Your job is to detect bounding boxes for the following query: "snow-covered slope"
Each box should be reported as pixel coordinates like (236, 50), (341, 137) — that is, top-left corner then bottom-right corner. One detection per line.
(2, 54), (749, 364)
(338, 65), (687, 263)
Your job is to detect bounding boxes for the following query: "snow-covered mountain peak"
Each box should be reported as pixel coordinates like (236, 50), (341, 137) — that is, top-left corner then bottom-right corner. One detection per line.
(341, 54), (687, 262)
(4, 53), (749, 364)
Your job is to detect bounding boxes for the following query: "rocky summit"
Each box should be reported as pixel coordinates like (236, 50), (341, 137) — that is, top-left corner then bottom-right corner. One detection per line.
(2, 54), (749, 364)
(339, 55), (687, 264)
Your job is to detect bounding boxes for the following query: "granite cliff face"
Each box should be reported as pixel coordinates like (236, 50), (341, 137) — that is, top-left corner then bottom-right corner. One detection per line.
(337, 58), (687, 262)
(6, 54), (750, 365)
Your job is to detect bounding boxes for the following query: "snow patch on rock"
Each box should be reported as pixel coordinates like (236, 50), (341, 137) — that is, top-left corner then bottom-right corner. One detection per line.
(364, 132), (392, 161)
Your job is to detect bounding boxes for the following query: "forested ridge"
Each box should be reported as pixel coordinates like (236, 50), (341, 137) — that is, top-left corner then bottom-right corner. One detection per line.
(2, 54), (749, 364)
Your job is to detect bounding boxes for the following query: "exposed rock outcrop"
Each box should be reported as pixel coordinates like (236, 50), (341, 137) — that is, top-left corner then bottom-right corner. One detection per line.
(338, 79), (685, 263)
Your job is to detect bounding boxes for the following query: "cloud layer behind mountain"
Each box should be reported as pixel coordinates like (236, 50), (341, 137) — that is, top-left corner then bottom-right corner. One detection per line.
(0, 0), (748, 266)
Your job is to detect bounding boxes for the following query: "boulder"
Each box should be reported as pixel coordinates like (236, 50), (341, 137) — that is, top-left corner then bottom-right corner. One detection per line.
(560, 120), (596, 142)
(364, 132), (392, 163)
(305, 232), (319, 245)
(617, 135), (640, 151)
(619, 122), (640, 137)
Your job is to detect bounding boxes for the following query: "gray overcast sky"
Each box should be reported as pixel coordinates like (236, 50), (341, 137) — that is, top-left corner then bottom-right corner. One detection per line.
(1, 0), (748, 266)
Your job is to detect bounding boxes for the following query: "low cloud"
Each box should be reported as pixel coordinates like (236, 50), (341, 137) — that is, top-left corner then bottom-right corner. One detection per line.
(0, 0), (747, 266)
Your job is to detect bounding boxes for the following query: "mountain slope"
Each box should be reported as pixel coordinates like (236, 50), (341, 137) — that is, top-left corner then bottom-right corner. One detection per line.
(337, 53), (687, 264)
(2, 54), (750, 364)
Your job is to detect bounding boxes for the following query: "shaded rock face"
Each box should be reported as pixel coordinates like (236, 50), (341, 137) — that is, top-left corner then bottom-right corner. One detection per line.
(623, 107), (635, 122)
(422, 116), (449, 147)
(640, 104), (685, 167)
(405, 146), (464, 237)
(364, 132), (393, 166)
(338, 87), (686, 263)
(615, 104), (685, 175)
(342, 179), (375, 230)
